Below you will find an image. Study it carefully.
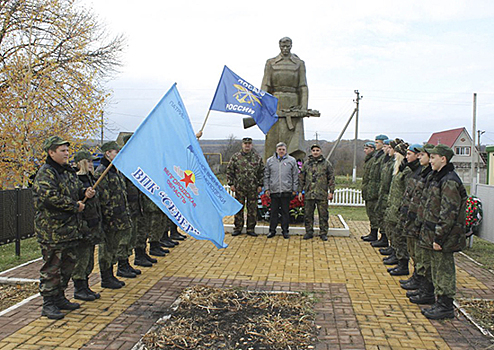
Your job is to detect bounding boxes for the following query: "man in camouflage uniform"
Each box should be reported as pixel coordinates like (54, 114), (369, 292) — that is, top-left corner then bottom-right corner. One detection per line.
(96, 141), (133, 288)
(298, 144), (335, 241)
(418, 144), (467, 320)
(33, 136), (96, 319)
(361, 141), (376, 239)
(362, 134), (388, 242)
(405, 144), (435, 305)
(139, 195), (169, 257)
(372, 138), (393, 248)
(227, 137), (264, 236)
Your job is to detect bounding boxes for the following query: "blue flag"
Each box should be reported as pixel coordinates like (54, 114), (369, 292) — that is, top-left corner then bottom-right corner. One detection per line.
(210, 66), (278, 134)
(113, 84), (242, 249)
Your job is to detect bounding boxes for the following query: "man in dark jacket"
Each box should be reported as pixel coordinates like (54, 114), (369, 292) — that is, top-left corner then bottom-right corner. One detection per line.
(264, 142), (299, 239)
(33, 136), (95, 319)
(419, 144), (467, 320)
(298, 144), (335, 241)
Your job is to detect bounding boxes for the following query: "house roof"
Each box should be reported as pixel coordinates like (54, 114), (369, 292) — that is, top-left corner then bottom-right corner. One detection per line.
(427, 127), (466, 147)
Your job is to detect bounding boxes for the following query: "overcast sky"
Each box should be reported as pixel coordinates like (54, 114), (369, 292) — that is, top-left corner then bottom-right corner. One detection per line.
(81, 0), (494, 145)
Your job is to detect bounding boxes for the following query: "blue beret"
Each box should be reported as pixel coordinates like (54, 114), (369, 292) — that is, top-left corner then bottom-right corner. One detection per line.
(375, 134), (389, 141)
(408, 144), (422, 153)
(364, 141), (376, 149)
(383, 139), (391, 145)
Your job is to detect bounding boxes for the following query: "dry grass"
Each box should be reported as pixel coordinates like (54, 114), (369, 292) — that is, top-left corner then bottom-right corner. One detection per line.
(0, 283), (39, 311)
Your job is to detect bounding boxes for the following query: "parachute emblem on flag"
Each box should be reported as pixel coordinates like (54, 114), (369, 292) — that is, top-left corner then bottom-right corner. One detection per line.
(233, 84), (262, 106)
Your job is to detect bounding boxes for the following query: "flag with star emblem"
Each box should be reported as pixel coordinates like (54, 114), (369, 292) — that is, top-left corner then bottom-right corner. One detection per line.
(113, 84), (242, 249)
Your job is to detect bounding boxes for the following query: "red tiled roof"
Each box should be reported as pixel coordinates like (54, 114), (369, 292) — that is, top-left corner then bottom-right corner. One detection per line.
(427, 127), (466, 147)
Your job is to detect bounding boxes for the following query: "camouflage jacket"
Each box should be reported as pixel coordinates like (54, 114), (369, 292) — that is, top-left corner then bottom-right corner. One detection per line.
(398, 159), (420, 224)
(141, 192), (161, 214)
(77, 173), (102, 244)
(406, 165), (432, 236)
(365, 149), (385, 201)
(361, 150), (375, 201)
(376, 155), (394, 210)
(384, 159), (413, 225)
(226, 151), (264, 193)
(33, 156), (84, 245)
(298, 155), (335, 200)
(125, 178), (143, 217)
(95, 157), (132, 231)
(418, 163), (467, 252)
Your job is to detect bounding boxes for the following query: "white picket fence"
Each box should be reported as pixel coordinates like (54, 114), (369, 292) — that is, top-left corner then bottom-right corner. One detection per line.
(223, 186), (364, 207)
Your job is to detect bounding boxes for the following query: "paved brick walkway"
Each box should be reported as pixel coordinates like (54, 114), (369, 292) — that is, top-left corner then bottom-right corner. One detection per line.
(0, 221), (493, 349)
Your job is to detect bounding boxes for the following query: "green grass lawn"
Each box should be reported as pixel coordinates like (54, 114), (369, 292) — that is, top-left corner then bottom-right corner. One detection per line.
(463, 236), (494, 271)
(0, 237), (41, 273)
(330, 205), (367, 221)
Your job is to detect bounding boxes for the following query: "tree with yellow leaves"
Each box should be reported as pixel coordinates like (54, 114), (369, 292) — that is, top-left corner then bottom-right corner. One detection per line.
(0, 0), (124, 188)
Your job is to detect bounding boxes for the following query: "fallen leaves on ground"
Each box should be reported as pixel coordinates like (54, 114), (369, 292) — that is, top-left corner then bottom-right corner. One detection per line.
(143, 285), (319, 350)
(457, 298), (494, 332)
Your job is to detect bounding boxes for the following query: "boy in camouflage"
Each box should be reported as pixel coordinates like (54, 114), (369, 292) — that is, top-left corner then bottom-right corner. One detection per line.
(96, 141), (132, 289)
(298, 144), (335, 241)
(419, 144), (467, 320)
(227, 137), (264, 236)
(33, 136), (95, 319)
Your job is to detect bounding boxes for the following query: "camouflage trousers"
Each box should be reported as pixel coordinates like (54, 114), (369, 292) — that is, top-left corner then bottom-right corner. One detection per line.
(143, 212), (167, 243)
(394, 227), (409, 261)
(234, 191), (258, 232)
(135, 212), (152, 250)
(365, 199), (380, 230)
(385, 221), (397, 247)
(39, 243), (77, 297)
(117, 217), (137, 260)
(72, 240), (95, 280)
(430, 250), (456, 299)
(98, 227), (122, 271)
(304, 199), (329, 235)
(415, 245), (431, 280)
(407, 236), (417, 263)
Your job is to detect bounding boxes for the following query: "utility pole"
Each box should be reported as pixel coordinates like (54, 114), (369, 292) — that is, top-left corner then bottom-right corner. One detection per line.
(315, 132), (319, 142)
(100, 110), (104, 146)
(352, 90), (362, 183)
(470, 93), (477, 194)
(477, 129), (485, 183)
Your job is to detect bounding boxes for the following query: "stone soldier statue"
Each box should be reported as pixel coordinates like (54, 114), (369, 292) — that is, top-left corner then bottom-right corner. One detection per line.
(261, 37), (309, 161)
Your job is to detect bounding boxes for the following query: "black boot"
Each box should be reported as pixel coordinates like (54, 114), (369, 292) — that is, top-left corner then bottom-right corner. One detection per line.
(423, 296), (455, 320)
(127, 260), (141, 275)
(160, 231), (178, 247)
(55, 291), (80, 310)
(41, 295), (64, 320)
(73, 279), (96, 301)
(406, 289), (420, 298)
(101, 268), (123, 289)
(144, 248), (158, 263)
(149, 241), (167, 256)
(110, 265), (125, 286)
(400, 271), (417, 285)
(134, 248), (153, 267)
(117, 259), (137, 278)
(169, 225), (185, 240)
(389, 259), (409, 276)
(383, 253), (398, 265)
(362, 228), (378, 242)
(371, 232), (388, 247)
(401, 272), (421, 290)
(85, 278), (100, 299)
(410, 279), (435, 305)
(380, 246), (394, 256)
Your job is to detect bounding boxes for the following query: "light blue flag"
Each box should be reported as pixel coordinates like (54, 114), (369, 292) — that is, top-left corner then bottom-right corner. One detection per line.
(210, 66), (278, 134)
(113, 84), (242, 249)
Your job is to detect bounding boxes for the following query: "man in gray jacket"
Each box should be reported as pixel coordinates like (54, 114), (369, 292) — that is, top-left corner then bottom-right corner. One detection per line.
(264, 142), (299, 239)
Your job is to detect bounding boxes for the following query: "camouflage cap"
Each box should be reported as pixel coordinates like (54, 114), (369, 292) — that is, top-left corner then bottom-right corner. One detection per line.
(394, 142), (409, 156)
(242, 137), (253, 143)
(122, 133), (133, 145)
(43, 136), (70, 152)
(100, 141), (121, 153)
(375, 134), (389, 141)
(417, 143), (435, 154)
(408, 143), (422, 153)
(310, 143), (321, 150)
(430, 144), (454, 162)
(73, 150), (98, 163)
(364, 141), (375, 149)
(389, 138), (403, 149)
